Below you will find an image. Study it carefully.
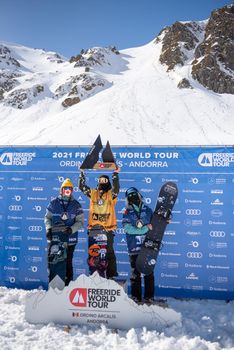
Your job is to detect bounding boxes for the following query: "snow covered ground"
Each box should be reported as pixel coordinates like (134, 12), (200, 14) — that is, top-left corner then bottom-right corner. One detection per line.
(0, 286), (234, 350)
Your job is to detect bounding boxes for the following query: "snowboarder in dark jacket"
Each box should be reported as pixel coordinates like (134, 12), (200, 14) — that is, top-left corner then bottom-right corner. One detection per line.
(44, 178), (84, 285)
(122, 187), (155, 304)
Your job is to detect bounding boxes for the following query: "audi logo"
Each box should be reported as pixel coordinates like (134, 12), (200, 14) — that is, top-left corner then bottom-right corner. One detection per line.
(209, 231), (225, 238)
(29, 226), (43, 232)
(187, 252), (203, 259)
(9, 205), (22, 211)
(186, 209), (201, 216)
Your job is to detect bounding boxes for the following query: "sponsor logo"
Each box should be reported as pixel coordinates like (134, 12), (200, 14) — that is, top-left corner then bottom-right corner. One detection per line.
(160, 261), (179, 269)
(206, 265), (230, 269)
(185, 209), (201, 216)
(8, 255), (17, 262)
(211, 189), (223, 194)
(208, 276), (228, 284)
(29, 226), (43, 232)
(69, 288), (121, 309)
(208, 178), (226, 185)
(189, 177), (199, 184)
(186, 231), (201, 236)
(32, 187), (44, 191)
(186, 273), (199, 280)
(185, 263), (202, 268)
(160, 273), (178, 278)
(7, 226), (20, 231)
(148, 259), (156, 266)
(0, 152), (36, 166)
(209, 231), (225, 238)
(211, 199), (223, 206)
(188, 241), (199, 248)
(198, 153), (234, 167)
(30, 177), (46, 181)
(185, 199), (202, 204)
(209, 241), (227, 249)
(33, 205), (42, 212)
(209, 253), (227, 258)
(70, 288), (87, 307)
(12, 195), (21, 202)
(187, 252), (203, 259)
(8, 205), (22, 211)
(184, 219), (203, 226)
(10, 177), (23, 181)
(210, 209), (223, 217)
(209, 220), (226, 225)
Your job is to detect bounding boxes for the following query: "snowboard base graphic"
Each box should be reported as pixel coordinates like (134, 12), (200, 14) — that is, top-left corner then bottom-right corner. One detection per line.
(88, 225), (108, 278)
(136, 182), (178, 275)
(48, 224), (69, 284)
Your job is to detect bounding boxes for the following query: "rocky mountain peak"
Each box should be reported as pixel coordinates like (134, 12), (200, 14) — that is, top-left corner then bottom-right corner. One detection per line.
(156, 4), (234, 94)
(69, 46), (120, 68)
(192, 4), (234, 94)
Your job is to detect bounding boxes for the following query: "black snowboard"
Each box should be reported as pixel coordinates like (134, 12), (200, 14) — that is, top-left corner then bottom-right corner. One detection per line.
(87, 225), (108, 278)
(48, 224), (69, 283)
(136, 182), (178, 275)
(80, 135), (117, 170)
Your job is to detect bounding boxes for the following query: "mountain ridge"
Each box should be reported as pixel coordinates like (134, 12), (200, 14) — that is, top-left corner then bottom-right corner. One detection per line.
(0, 4), (233, 146)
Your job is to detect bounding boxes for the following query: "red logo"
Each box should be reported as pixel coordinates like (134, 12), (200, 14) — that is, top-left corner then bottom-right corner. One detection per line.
(69, 288), (87, 307)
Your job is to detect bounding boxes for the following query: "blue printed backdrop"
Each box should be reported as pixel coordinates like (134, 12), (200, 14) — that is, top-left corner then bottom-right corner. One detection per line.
(0, 146), (233, 300)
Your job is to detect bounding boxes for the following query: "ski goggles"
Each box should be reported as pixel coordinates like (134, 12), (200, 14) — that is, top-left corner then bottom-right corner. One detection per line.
(98, 177), (109, 184)
(125, 187), (139, 198)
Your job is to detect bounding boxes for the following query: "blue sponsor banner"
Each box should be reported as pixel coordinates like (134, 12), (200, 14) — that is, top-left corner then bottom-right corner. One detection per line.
(0, 146), (233, 299)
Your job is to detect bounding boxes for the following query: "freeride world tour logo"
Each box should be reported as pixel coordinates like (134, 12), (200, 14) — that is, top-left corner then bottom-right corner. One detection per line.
(69, 287), (121, 309)
(0, 152), (36, 166)
(198, 153), (234, 167)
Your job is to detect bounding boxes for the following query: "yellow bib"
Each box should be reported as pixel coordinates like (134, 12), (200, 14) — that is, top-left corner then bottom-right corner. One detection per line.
(88, 189), (117, 230)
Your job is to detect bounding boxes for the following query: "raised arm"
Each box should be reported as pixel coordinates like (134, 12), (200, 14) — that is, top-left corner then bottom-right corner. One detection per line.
(78, 170), (91, 198)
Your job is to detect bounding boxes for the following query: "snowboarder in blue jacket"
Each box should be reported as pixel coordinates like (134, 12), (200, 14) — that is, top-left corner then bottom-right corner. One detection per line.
(122, 187), (155, 304)
(44, 178), (84, 285)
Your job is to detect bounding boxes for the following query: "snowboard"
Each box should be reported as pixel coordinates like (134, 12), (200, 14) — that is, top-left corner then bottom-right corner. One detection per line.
(136, 182), (178, 275)
(48, 223), (69, 284)
(80, 135), (117, 170)
(87, 225), (108, 278)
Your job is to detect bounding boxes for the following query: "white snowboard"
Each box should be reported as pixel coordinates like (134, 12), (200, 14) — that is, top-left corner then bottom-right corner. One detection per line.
(25, 272), (181, 331)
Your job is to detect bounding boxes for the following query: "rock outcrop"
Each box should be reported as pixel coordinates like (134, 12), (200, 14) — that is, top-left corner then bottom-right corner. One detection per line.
(156, 4), (234, 94)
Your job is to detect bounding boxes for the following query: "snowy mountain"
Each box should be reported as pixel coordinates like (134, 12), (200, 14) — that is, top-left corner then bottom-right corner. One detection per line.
(0, 4), (233, 146)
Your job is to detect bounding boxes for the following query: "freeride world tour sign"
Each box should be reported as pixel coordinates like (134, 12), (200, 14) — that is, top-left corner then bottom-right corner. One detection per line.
(25, 273), (181, 330)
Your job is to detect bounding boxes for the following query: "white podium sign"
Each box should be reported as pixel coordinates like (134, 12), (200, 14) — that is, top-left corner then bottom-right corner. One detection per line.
(25, 273), (181, 331)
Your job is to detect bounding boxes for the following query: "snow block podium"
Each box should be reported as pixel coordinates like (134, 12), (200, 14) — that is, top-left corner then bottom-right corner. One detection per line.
(25, 272), (181, 331)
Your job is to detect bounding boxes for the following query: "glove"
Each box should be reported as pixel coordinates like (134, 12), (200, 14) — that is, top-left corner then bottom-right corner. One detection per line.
(65, 227), (72, 235)
(46, 228), (52, 241)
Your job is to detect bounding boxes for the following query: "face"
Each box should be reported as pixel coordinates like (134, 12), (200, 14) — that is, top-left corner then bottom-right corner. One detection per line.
(62, 186), (73, 197)
(127, 192), (141, 206)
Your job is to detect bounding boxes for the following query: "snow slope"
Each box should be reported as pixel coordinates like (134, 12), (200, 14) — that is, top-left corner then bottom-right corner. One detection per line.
(0, 287), (234, 350)
(0, 38), (233, 146)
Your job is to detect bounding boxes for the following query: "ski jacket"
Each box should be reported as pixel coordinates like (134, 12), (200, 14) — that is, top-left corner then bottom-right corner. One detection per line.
(44, 195), (84, 245)
(78, 171), (119, 230)
(122, 203), (153, 255)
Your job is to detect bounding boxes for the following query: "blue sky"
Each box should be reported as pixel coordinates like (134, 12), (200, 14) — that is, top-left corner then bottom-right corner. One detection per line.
(0, 0), (232, 58)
